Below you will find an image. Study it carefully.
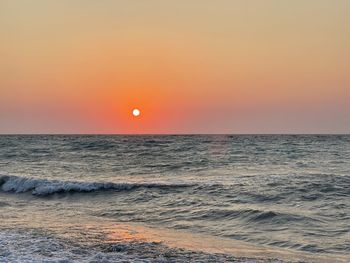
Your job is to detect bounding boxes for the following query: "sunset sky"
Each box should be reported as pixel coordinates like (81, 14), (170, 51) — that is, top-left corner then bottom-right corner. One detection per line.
(1, 0), (349, 134)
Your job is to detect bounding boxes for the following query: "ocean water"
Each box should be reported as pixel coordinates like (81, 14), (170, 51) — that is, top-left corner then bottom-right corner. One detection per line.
(0, 135), (349, 262)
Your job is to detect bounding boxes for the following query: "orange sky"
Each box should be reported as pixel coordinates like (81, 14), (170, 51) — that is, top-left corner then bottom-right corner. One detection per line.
(1, 0), (349, 133)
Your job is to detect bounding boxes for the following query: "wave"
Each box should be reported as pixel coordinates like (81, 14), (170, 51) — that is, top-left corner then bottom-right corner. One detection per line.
(0, 174), (194, 196)
(187, 208), (319, 226)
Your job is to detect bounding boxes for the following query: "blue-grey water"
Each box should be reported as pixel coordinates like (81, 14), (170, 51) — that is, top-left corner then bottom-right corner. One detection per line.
(0, 135), (349, 262)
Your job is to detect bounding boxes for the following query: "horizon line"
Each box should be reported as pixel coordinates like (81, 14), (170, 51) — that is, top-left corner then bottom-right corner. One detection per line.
(0, 133), (349, 136)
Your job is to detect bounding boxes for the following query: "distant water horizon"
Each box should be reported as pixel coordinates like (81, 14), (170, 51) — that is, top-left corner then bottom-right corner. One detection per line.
(0, 135), (349, 262)
(1, 133), (349, 135)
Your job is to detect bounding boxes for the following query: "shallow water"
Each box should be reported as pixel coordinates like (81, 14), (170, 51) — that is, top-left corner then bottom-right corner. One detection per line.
(0, 135), (349, 262)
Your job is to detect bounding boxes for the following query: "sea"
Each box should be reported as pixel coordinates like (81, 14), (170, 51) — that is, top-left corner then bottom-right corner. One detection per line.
(0, 135), (349, 262)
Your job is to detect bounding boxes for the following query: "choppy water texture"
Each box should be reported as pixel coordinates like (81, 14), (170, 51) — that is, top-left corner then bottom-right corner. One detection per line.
(0, 135), (349, 262)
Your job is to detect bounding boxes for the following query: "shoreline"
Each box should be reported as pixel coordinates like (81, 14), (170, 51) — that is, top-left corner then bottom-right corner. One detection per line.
(1, 218), (349, 263)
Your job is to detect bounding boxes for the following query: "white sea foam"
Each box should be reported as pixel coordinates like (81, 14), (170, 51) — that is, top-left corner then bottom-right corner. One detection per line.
(0, 230), (148, 263)
(0, 174), (193, 196)
(0, 230), (285, 263)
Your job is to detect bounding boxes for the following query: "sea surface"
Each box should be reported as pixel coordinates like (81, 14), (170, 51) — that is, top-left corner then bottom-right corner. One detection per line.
(0, 135), (349, 262)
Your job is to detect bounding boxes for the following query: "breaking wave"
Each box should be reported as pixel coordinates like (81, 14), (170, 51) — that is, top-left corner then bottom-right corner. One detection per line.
(0, 174), (194, 196)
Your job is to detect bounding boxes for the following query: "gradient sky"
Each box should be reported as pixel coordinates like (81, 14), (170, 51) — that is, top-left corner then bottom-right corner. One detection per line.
(1, 0), (349, 134)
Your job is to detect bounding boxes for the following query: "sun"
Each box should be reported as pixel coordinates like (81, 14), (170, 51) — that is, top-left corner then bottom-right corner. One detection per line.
(132, 108), (140, 117)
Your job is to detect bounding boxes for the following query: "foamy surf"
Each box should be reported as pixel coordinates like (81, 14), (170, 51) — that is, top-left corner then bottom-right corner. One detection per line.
(1, 222), (349, 263)
(0, 229), (290, 263)
(0, 174), (194, 196)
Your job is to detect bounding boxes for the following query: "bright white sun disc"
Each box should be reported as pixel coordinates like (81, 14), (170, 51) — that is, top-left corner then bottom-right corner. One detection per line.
(132, 109), (140, 117)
